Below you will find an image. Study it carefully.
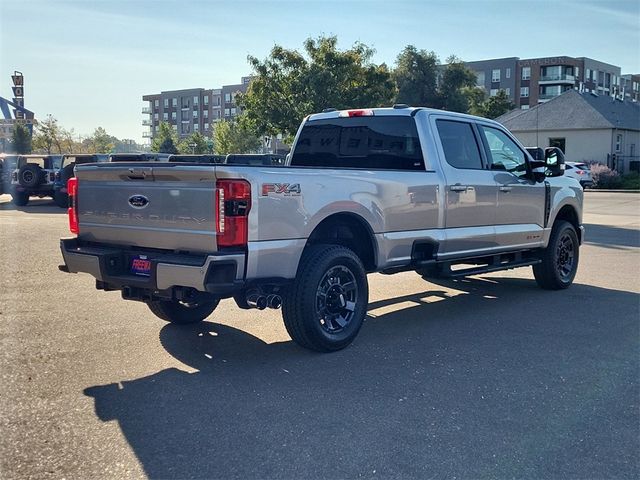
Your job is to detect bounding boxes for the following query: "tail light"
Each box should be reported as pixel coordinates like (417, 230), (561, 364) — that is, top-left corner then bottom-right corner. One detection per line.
(216, 179), (251, 248)
(576, 170), (585, 175)
(67, 177), (79, 234)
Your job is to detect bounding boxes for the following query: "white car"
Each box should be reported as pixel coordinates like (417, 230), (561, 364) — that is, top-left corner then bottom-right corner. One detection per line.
(565, 162), (593, 188)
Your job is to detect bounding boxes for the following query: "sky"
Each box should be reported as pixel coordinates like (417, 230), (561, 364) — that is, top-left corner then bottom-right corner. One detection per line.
(1, 0), (639, 142)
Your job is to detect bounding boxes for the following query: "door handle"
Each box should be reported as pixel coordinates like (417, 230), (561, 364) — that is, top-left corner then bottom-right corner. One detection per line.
(450, 184), (469, 192)
(499, 186), (513, 192)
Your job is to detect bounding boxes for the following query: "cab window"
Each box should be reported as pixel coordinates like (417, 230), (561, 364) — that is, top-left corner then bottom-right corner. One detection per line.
(479, 126), (527, 177)
(436, 120), (483, 169)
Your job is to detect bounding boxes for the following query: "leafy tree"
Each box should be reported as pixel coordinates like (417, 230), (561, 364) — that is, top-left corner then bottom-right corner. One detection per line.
(178, 132), (208, 154)
(464, 86), (488, 117)
(32, 115), (63, 154)
(151, 122), (178, 154)
(240, 35), (395, 137)
(86, 127), (114, 153)
(213, 118), (261, 155)
(481, 90), (515, 119)
(12, 123), (32, 154)
(436, 56), (478, 113)
(393, 45), (439, 107)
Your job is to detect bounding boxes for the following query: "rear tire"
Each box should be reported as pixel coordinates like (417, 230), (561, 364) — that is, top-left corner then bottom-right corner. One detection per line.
(282, 245), (368, 352)
(12, 191), (29, 206)
(533, 220), (579, 290)
(54, 190), (68, 208)
(146, 298), (219, 324)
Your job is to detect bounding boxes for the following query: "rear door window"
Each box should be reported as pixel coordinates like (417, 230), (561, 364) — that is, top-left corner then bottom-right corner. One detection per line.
(435, 120), (484, 169)
(291, 116), (424, 170)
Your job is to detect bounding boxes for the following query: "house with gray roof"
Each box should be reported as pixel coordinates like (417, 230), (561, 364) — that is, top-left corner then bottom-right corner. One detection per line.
(497, 90), (640, 172)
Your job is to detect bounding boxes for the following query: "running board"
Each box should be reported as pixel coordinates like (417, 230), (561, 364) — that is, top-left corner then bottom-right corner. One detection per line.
(442, 258), (541, 278)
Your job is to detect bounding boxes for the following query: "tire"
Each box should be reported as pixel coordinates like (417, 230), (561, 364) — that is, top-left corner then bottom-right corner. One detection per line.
(11, 191), (29, 206)
(533, 220), (579, 290)
(54, 190), (68, 208)
(282, 245), (369, 352)
(17, 164), (43, 189)
(146, 298), (219, 325)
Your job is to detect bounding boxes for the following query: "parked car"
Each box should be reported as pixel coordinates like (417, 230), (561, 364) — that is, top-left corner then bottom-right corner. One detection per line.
(168, 154), (226, 164)
(60, 106), (583, 352)
(53, 154), (109, 208)
(565, 162), (593, 188)
(10, 155), (62, 206)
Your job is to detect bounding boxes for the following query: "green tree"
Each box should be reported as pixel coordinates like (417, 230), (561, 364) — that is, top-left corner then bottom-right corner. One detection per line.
(86, 127), (114, 153)
(393, 45), (439, 107)
(240, 35), (395, 137)
(481, 90), (515, 119)
(178, 131), (208, 154)
(12, 123), (32, 154)
(463, 86), (488, 117)
(213, 118), (261, 155)
(436, 56), (478, 113)
(151, 122), (178, 154)
(32, 115), (63, 154)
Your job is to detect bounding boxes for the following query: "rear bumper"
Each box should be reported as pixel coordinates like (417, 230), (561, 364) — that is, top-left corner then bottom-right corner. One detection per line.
(59, 238), (246, 296)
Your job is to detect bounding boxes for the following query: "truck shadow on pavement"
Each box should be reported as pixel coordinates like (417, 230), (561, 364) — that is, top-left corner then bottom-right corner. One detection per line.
(84, 277), (639, 479)
(583, 223), (640, 249)
(0, 197), (66, 214)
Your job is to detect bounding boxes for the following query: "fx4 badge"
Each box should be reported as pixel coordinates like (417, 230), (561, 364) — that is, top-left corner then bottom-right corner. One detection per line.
(261, 183), (301, 196)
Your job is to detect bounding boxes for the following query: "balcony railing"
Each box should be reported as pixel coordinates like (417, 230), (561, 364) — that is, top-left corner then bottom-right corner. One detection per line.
(538, 92), (562, 100)
(540, 74), (575, 83)
(142, 119), (152, 126)
(142, 131), (152, 138)
(142, 107), (152, 114)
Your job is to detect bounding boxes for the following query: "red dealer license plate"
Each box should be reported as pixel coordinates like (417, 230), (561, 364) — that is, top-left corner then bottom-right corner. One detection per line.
(131, 255), (151, 276)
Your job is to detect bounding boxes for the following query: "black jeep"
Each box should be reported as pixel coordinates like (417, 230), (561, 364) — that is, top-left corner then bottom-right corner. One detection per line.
(53, 154), (109, 208)
(10, 155), (62, 206)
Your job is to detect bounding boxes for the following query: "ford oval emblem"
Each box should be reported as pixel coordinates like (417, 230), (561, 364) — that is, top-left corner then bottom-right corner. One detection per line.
(128, 194), (149, 209)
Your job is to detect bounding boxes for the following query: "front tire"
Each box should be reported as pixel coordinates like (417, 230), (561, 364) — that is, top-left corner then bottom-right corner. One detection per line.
(282, 245), (368, 352)
(12, 191), (29, 206)
(146, 298), (219, 324)
(533, 220), (579, 290)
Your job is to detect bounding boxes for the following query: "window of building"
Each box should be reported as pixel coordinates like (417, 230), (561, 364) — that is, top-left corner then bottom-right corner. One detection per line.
(216, 96), (221, 106)
(193, 110), (198, 118)
(522, 67), (530, 80)
(171, 112), (176, 120)
(475, 71), (485, 87)
(506, 68), (511, 79)
(593, 70), (599, 83)
(203, 110), (208, 118)
(479, 126), (527, 176)
(616, 134), (623, 152)
(164, 98), (169, 108)
(172, 125), (177, 131)
(154, 99), (159, 108)
(217, 110), (221, 118)
(520, 87), (529, 97)
(204, 122), (209, 131)
(549, 138), (566, 153)
(231, 107), (237, 115)
(172, 98), (177, 107)
(194, 124), (199, 132)
(183, 124), (190, 134)
(490, 89), (499, 97)
(204, 96), (209, 106)
(505, 88), (510, 96)
(436, 120), (483, 170)
(154, 113), (159, 120)
(520, 105), (530, 110)
(224, 108), (230, 116)
(575, 67), (580, 79)
(492, 69), (501, 82)
(163, 112), (168, 121)
(193, 96), (199, 105)
(224, 93), (231, 103)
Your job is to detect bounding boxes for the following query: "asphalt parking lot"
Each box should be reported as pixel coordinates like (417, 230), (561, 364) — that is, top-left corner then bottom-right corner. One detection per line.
(0, 191), (638, 479)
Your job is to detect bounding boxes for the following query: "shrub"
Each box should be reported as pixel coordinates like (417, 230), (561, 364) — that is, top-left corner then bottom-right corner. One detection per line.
(590, 163), (622, 189)
(620, 173), (640, 190)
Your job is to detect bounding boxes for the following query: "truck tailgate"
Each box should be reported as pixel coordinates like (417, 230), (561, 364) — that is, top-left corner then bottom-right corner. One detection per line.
(75, 163), (218, 252)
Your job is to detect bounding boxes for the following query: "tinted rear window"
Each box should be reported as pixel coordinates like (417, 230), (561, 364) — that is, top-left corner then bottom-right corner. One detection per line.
(291, 116), (424, 170)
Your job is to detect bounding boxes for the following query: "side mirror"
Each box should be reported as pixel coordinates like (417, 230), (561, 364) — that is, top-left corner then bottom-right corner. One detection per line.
(545, 147), (565, 177)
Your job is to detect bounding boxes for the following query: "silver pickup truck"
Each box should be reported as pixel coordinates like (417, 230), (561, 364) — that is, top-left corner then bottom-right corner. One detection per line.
(59, 106), (584, 352)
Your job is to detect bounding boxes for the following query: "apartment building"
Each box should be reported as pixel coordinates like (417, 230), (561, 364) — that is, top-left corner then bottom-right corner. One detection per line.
(464, 56), (623, 109)
(142, 77), (251, 141)
(621, 74), (640, 102)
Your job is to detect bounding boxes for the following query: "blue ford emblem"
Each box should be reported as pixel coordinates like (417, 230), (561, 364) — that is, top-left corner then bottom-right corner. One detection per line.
(128, 195), (149, 209)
